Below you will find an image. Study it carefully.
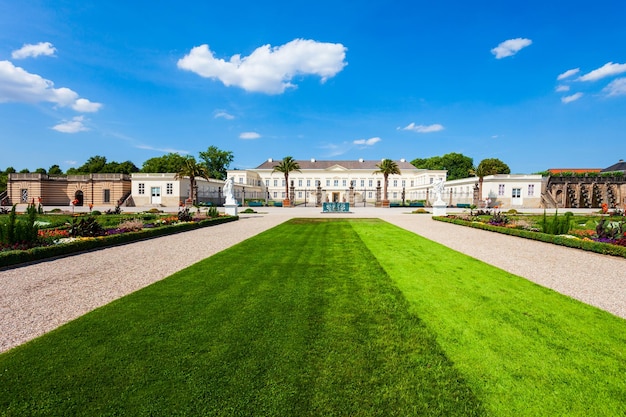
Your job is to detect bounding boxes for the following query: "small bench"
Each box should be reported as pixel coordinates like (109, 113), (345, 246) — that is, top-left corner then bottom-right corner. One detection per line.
(409, 202), (424, 207)
(248, 201), (263, 207)
(272, 201), (283, 207)
(457, 203), (471, 208)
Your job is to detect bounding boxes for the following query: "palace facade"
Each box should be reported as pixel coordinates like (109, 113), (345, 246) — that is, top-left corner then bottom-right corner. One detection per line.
(227, 158), (446, 206)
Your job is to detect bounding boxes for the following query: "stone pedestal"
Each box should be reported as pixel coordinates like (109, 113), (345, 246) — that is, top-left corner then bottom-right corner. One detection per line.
(224, 204), (238, 216)
(432, 200), (447, 216)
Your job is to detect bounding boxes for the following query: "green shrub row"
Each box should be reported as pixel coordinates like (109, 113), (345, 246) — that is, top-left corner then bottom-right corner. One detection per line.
(0, 216), (238, 269)
(433, 216), (626, 258)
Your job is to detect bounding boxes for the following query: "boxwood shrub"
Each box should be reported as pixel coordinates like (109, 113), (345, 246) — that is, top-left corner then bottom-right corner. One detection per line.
(433, 216), (626, 258)
(0, 216), (238, 269)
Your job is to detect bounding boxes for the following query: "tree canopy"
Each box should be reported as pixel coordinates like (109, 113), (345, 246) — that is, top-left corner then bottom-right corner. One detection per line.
(411, 153), (474, 181)
(198, 146), (234, 180)
(140, 153), (188, 173)
(473, 158), (510, 177)
(66, 156), (139, 175)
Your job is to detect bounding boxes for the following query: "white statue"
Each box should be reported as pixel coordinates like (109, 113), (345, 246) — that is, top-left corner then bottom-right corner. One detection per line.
(223, 178), (237, 205)
(433, 178), (445, 203)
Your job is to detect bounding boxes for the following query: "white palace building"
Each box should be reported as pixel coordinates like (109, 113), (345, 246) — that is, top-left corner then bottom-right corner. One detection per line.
(229, 158), (447, 206)
(125, 158), (543, 208)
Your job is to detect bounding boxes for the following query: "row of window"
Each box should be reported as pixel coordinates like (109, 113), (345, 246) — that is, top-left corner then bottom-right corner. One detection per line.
(498, 184), (535, 197)
(272, 191), (383, 199)
(138, 183), (174, 195)
(264, 179), (416, 188)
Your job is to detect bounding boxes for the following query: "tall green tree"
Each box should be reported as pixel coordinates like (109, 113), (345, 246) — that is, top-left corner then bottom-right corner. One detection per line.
(199, 146), (234, 180)
(103, 160), (139, 174)
(175, 156), (210, 204)
(272, 156), (301, 203)
(76, 155), (107, 173)
(411, 153), (474, 181)
(141, 153), (188, 173)
(48, 165), (63, 175)
(469, 158), (511, 202)
(373, 159), (401, 202)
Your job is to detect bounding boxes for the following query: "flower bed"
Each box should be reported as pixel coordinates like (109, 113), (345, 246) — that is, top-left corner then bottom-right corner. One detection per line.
(0, 215), (238, 269)
(433, 214), (626, 258)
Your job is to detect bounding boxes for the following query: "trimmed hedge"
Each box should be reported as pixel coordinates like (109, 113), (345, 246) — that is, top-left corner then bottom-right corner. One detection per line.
(0, 216), (238, 269)
(433, 216), (626, 259)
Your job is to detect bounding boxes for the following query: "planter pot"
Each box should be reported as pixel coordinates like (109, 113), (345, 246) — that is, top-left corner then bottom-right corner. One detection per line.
(282, 199), (291, 207)
(382, 200), (390, 208)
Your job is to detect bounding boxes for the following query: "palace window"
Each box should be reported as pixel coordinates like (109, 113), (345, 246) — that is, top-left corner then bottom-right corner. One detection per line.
(360, 179), (365, 187)
(512, 188), (521, 198)
(265, 179), (269, 187)
(298, 179), (302, 186)
(528, 184), (535, 196)
(307, 179), (311, 187)
(393, 180), (398, 187)
(273, 192), (277, 198)
(166, 183), (173, 195)
(334, 179), (339, 187)
(274, 179), (278, 187)
(103, 189), (111, 203)
(326, 179), (331, 186)
(342, 179), (347, 186)
(498, 184), (505, 196)
(21, 189), (28, 202)
(138, 183), (145, 195)
(369, 179), (373, 187)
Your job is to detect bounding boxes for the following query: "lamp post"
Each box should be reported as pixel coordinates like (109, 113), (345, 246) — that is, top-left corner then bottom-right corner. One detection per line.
(242, 186), (245, 207)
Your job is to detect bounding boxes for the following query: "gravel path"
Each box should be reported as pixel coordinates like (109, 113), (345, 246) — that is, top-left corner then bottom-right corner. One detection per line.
(2, 207), (625, 353)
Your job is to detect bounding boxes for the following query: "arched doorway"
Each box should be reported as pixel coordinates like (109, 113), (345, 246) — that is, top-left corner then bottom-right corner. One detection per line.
(74, 190), (84, 206)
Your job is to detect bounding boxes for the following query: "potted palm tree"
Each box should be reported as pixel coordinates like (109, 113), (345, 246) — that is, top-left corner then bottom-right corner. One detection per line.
(175, 156), (210, 205)
(272, 156), (301, 207)
(373, 159), (401, 208)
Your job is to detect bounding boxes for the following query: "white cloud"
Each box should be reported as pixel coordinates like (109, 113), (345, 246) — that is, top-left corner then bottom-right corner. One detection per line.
(561, 92), (583, 103)
(177, 39), (348, 94)
(578, 62), (626, 82)
(353, 137), (381, 146)
(555, 85), (570, 92)
(0, 60), (102, 112)
(557, 68), (579, 80)
(72, 98), (102, 112)
(52, 116), (88, 133)
(491, 38), (532, 59)
(214, 111), (234, 120)
(602, 78), (626, 97)
(400, 123), (444, 133)
(11, 42), (56, 59)
(239, 131), (261, 139)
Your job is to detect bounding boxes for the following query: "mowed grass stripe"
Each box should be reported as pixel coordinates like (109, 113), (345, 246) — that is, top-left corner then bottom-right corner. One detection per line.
(352, 220), (626, 416)
(0, 218), (482, 416)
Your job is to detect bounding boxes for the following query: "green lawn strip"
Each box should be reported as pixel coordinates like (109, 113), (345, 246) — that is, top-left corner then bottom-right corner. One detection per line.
(352, 220), (626, 416)
(0, 218), (482, 416)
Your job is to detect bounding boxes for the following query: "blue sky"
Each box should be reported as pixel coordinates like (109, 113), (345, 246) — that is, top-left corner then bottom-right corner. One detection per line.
(1, 1), (625, 174)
